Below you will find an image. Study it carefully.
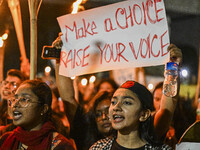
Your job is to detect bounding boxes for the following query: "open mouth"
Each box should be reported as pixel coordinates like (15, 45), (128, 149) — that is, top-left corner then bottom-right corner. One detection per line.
(113, 114), (125, 123)
(13, 111), (22, 120)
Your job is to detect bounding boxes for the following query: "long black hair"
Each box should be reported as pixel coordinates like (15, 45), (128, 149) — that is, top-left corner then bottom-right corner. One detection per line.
(20, 79), (69, 137)
(85, 91), (116, 149)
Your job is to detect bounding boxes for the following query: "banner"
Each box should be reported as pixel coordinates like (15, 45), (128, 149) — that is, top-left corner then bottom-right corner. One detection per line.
(57, 0), (170, 77)
(176, 142), (200, 150)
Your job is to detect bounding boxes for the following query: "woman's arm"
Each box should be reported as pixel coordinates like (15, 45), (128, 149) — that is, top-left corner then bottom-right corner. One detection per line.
(154, 44), (182, 138)
(53, 34), (78, 125)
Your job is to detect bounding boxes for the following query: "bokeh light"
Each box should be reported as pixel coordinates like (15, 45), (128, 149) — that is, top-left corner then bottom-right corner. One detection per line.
(45, 66), (51, 73)
(148, 83), (154, 90)
(181, 69), (188, 78)
(2, 33), (8, 40)
(89, 75), (96, 83)
(81, 78), (88, 86)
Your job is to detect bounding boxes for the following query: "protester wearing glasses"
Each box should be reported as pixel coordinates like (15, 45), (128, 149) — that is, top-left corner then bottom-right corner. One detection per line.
(0, 79), (76, 150)
(0, 69), (27, 102)
(0, 69), (27, 128)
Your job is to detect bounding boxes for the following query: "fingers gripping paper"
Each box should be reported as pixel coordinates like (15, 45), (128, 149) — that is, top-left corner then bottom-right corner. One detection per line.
(57, 0), (170, 77)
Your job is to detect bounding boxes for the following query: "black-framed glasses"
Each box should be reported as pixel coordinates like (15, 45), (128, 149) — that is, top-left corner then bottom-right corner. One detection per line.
(1, 80), (18, 89)
(8, 96), (42, 108)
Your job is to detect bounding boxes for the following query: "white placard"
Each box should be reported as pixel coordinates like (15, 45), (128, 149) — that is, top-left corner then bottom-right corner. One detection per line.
(57, 0), (170, 77)
(176, 142), (200, 150)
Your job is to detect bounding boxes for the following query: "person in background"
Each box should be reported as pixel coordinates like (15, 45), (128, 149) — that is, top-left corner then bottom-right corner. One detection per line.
(90, 80), (172, 149)
(0, 79), (76, 150)
(0, 69), (27, 126)
(96, 78), (118, 93)
(173, 96), (196, 141)
(77, 77), (119, 112)
(152, 82), (163, 114)
(85, 78), (119, 113)
(0, 69), (27, 102)
(51, 87), (70, 137)
(84, 91), (116, 149)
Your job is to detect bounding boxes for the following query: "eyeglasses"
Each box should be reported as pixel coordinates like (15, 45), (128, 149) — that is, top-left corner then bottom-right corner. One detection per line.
(1, 80), (18, 89)
(95, 108), (109, 121)
(8, 96), (42, 108)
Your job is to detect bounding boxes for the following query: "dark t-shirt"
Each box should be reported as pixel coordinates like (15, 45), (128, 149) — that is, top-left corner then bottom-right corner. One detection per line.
(111, 139), (145, 150)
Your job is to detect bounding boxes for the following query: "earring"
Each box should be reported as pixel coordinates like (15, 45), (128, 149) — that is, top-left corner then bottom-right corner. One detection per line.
(41, 112), (43, 116)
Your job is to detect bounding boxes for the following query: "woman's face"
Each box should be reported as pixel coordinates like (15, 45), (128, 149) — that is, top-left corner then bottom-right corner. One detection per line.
(99, 82), (114, 93)
(109, 88), (143, 133)
(10, 83), (44, 131)
(95, 99), (112, 136)
(153, 88), (162, 112)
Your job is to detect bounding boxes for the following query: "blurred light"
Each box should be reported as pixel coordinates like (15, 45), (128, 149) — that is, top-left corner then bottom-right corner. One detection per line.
(71, 0), (86, 14)
(2, 33), (8, 40)
(81, 78), (88, 86)
(181, 69), (188, 77)
(148, 83), (154, 90)
(89, 75), (96, 83)
(0, 37), (3, 48)
(45, 66), (51, 73)
(72, 0), (82, 14)
(71, 76), (75, 80)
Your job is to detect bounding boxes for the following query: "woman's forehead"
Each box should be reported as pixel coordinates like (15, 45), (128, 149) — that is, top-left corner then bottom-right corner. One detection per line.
(113, 88), (140, 101)
(16, 84), (33, 94)
(114, 88), (135, 96)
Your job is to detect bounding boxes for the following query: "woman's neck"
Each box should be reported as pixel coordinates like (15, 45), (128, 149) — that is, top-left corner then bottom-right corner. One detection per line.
(116, 130), (146, 149)
(22, 122), (44, 131)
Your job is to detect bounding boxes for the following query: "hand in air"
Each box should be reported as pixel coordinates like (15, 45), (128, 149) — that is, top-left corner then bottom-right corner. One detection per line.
(52, 32), (63, 49)
(167, 44), (182, 65)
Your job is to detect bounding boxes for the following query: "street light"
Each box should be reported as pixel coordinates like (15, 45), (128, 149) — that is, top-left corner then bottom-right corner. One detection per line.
(181, 69), (188, 78)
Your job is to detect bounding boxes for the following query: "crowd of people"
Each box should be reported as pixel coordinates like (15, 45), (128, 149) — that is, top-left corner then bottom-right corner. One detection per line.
(0, 36), (198, 150)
